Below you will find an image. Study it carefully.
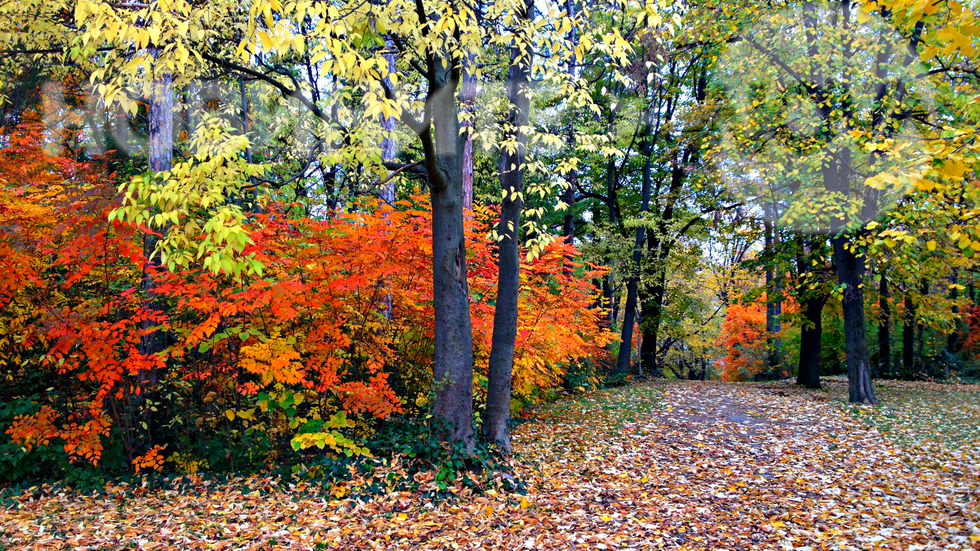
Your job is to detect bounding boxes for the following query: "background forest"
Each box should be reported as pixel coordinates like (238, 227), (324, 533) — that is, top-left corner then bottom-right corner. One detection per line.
(0, 0), (979, 490)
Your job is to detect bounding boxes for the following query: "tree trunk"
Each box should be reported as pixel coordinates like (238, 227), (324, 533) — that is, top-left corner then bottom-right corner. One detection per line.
(878, 268), (891, 377)
(460, 52), (476, 210)
(832, 235), (876, 404)
(902, 293), (915, 379)
(616, 133), (652, 374)
(796, 295), (824, 389)
(638, 162), (685, 377)
(380, 41), (398, 205)
(239, 77), (261, 212)
(916, 279), (928, 368)
(764, 218), (782, 375)
(602, 155), (619, 333)
(428, 56), (475, 448)
(946, 270), (960, 354)
(139, 63), (173, 386)
(482, 3), (532, 452)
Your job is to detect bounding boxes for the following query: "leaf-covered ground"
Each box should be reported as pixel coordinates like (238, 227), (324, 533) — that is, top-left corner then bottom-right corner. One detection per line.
(3, 379), (979, 550)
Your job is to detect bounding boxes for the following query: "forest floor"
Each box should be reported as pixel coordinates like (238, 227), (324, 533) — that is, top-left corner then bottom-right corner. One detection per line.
(2, 378), (979, 550)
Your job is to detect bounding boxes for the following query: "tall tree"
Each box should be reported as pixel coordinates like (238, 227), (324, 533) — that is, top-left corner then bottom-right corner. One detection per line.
(483, 0), (533, 451)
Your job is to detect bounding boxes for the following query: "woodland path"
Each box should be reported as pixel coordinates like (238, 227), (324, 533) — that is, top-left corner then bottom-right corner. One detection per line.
(2, 379), (979, 550)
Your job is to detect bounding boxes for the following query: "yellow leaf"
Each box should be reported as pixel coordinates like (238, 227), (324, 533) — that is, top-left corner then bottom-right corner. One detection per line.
(927, 240), (936, 251)
(224, 409), (236, 421)
(600, 515), (612, 521)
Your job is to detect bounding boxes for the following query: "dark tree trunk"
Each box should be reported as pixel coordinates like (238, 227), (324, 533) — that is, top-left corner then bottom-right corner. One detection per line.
(796, 295), (825, 389)
(832, 235), (876, 404)
(903, 293), (915, 379)
(638, 270), (666, 377)
(599, 155), (619, 357)
(878, 268), (891, 377)
(616, 132), (652, 374)
(482, 0), (532, 452)
(764, 218), (782, 374)
(638, 162), (685, 377)
(916, 279), (928, 365)
(561, 183), (575, 244)
(947, 270), (960, 354)
(427, 56), (475, 448)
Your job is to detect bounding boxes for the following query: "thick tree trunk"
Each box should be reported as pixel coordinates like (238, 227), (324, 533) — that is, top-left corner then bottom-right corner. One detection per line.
(638, 250), (668, 377)
(832, 235), (876, 404)
(428, 57), (475, 448)
(796, 295), (825, 389)
(878, 268), (891, 377)
(616, 135), (652, 374)
(483, 7), (532, 452)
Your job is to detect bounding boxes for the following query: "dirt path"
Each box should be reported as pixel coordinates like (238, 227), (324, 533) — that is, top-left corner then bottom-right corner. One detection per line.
(3, 380), (979, 549)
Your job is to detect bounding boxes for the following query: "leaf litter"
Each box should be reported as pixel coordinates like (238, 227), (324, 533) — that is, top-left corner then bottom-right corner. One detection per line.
(2, 379), (978, 550)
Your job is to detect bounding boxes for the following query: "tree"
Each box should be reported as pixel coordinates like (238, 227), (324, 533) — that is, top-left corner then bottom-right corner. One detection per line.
(482, 0), (533, 452)
(710, 0), (979, 403)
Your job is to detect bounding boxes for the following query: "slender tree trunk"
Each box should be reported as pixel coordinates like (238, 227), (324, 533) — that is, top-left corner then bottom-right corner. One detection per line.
(380, 41), (398, 206)
(139, 63), (173, 386)
(483, 1), (532, 452)
(378, 42), (398, 320)
(796, 295), (825, 389)
(903, 293), (915, 379)
(764, 218), (781, 376)
(560, 0), (577, 266)
(602, 156), (618, 333)
(878, 268), (891, 378)
(460, 52), (476, 210)
(616, 133), (652, 374)
(917, 279), (928, 367)
(428, 55), (475, 447)
(239, 77), (260, 212)
(946, 270), (960, 354)
(638, 162), (685, 377)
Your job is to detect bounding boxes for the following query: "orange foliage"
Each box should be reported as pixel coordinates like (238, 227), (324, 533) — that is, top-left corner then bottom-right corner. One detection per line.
(716, 299), (769, 381)
(1, 122), (611, 466)
(132, 445), (167, 473)
(716, 293), (798, 381)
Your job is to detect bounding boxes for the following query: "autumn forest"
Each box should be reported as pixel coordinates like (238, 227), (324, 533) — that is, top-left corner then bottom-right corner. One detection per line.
(1, 0), (979, 547)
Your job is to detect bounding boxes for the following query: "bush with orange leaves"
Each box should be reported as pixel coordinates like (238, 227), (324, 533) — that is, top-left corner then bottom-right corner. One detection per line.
(0, 122), (612, 475)
(716, 297), (770, 382)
